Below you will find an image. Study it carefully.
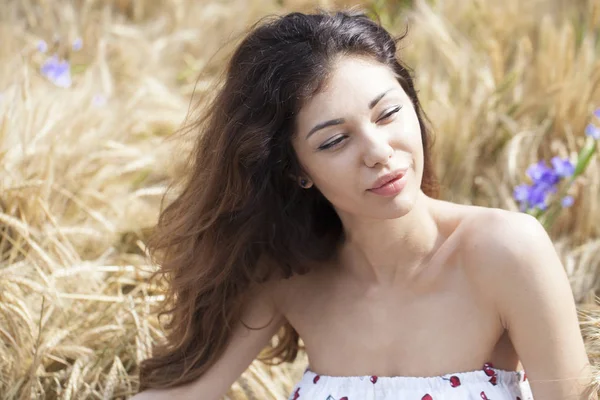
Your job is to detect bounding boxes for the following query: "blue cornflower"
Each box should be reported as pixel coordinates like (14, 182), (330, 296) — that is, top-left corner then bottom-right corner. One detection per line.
(513, 181), (554, 211)
(561, 196), (574, 208)
(586, 124), (600, 140)
(515, 108), (599, 219)
(72, 38), (83, 51)
(550, 156), (574, 178)
(40, 55), (72, 88)
(37, 40), (48, 53)
(526, 160), (560, 187)
(513, 184), (532, 211)
(527, 183), (551, 210)
(513, 184), (531, 203)
(515, 159), (566, 211)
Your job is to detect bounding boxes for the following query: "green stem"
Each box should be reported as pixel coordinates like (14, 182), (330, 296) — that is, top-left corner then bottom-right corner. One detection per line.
(541, 136), (597, 230)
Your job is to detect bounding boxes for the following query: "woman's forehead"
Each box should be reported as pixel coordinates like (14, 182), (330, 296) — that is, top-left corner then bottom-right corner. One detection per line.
(303, 58), (401, 105)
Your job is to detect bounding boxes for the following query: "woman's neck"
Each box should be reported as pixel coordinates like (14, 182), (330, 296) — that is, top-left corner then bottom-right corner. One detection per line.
(335, 192), (442, 289)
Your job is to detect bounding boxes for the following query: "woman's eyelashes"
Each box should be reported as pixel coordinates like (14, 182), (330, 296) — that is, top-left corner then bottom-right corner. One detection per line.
(377, 105), (403, 123)
(318, 105), (403, 151)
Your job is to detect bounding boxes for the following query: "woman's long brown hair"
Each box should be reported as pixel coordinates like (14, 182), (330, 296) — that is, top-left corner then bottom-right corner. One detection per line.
(138, 8), (439, 392)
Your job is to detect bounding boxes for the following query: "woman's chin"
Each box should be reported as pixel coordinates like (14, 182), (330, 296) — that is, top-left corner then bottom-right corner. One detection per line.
(377, 187), (420, 218)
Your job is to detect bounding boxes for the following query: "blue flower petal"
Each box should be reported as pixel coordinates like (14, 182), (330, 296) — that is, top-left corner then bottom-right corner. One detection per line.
(551, 156), (574, 178)
(37, 40), (48, 53)
(585, 124), (600, 140)
(53, 72), (72, 88)
(525, 160), (559, 186)
(540, 171), (559, 186)
(527, 183), (549, 209)
(72, 38), (83, 51)
(40, 55), (72, 88)
(561, 196), (574, 208)
(56, 60), (70, 74)
(40, 54), (59, 76)
(513, 184), (531, 202)
(594, 108), (600, 119)
(526, 160), (547, 181)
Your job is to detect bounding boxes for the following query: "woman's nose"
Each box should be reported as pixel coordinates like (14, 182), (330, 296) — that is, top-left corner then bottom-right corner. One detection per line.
(362, 130), (393, 168)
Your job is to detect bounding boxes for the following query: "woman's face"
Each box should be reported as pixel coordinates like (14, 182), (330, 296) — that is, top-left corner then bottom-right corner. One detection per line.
(292, 55), (425, 219)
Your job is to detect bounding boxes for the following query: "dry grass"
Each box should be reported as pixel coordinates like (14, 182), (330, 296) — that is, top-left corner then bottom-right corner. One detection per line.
(0, 0), (599, 398)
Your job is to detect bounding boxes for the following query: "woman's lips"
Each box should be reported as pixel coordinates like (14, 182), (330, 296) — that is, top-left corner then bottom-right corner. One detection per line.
(369, 169), (407, 190)
(367, 173), (408, 196)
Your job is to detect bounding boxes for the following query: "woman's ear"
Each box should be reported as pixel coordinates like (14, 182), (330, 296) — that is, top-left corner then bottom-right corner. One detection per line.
(288, 173), (313, 189)
(298, 176), (313, 189)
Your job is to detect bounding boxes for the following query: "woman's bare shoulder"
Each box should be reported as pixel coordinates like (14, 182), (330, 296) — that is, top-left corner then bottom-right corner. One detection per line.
(453, 205), (553, 284)
(457, 206), (542, 254)
(426, 200), (544, 272)
(430, 199), (534, 242)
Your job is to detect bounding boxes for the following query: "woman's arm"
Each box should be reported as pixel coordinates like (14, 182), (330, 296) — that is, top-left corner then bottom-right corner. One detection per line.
(465, 210), (597, 399)
(131, 279), (286, 400)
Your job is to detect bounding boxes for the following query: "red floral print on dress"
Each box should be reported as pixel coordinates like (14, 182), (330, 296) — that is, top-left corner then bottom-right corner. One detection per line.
(442, 375), (461, 387)
(291, 387), (300, 400)
(291, 363), (533, 400)
(483, 362), (498, 386)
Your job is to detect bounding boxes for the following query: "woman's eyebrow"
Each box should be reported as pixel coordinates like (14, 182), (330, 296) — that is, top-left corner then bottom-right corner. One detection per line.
(305, 88), (396, 140)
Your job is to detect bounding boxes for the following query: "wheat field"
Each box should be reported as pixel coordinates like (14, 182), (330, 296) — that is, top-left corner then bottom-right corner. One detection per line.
(0, 0), (599, 398)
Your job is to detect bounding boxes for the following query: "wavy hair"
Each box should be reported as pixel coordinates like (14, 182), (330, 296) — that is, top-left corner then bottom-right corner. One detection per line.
(138, 8), (439, 391)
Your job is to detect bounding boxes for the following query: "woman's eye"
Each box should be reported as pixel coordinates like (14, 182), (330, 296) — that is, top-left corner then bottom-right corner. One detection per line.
(377, 105), (402, 122)
(317, 106), (402, 151)
(319, 135), (346, 150)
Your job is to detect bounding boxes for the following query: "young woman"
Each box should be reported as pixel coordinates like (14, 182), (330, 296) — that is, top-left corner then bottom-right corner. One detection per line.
(133, 9), (596, 400)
